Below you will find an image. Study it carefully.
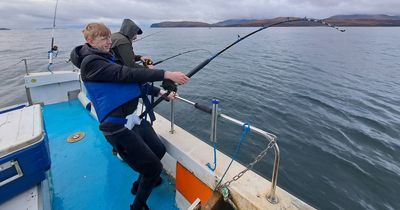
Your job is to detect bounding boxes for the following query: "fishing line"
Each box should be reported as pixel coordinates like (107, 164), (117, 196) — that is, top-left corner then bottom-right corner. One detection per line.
(143, 48), (212, 66)
(1, 59), (24, 70)
(139, 17), (345, 119)
(133, 31), (162, 42)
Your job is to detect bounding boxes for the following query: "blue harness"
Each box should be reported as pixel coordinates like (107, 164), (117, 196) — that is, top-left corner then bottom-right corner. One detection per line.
(83, 55), (155, 124)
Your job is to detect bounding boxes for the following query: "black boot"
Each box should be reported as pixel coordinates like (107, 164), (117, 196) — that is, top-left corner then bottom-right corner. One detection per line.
(130, 203), (150, 210)
(131, 177), (163, 195)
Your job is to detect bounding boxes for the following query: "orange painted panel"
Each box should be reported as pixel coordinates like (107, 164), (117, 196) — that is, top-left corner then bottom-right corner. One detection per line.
(176, 162), (213, 204)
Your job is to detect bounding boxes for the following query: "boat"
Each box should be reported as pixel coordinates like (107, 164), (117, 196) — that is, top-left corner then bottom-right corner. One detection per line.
(0, 53), (316, 210)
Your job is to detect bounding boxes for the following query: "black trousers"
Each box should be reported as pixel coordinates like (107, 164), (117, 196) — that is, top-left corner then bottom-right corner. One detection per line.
(102, 120), (166, 209)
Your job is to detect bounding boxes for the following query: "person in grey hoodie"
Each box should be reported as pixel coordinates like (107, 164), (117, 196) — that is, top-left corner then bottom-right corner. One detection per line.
(111, 19), (150, 68)
(111, 18), (164, 196)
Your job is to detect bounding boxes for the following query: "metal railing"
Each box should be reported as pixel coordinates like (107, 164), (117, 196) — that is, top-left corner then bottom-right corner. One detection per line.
(168, 96), (280, 204)
(19, 58), (77, 75)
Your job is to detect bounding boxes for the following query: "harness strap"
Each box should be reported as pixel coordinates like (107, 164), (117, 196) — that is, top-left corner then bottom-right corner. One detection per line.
(111, 54), (155, 123)
(103, 116), (127, 124)
(140, 84), (156, 122)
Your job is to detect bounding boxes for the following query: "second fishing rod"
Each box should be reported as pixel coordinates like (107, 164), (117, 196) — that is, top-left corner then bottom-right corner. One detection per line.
(139, 17), (345, 119)
(142, 48), (211, 66)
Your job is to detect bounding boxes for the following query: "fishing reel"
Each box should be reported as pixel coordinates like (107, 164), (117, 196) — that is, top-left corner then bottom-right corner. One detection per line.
(143, 58), (153, 67)
(47, 45), (59, 68)
(48, 45), (59, 59)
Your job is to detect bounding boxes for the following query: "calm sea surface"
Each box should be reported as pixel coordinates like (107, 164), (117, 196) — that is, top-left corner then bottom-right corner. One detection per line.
(1, 27), (399, 209)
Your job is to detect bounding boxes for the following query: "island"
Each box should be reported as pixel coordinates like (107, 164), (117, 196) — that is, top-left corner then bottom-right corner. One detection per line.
(151, 14), (400, 27)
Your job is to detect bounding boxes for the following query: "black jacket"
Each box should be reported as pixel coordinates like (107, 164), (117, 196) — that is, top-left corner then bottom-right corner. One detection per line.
(70, 44), (163, 83)
(70, 44), (163, 130)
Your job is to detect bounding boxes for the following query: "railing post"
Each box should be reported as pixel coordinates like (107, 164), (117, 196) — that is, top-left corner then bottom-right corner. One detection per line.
(266, 139), (280, 204)
(169, 100), (175, 134)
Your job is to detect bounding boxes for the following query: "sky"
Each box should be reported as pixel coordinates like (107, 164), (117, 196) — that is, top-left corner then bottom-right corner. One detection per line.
(0, 0), (399, 29)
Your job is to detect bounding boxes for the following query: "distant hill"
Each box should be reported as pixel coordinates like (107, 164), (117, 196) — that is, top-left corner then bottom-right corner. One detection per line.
(213, 19), (257, 27)
(0, 28), (10, 30)
(151, 21), (211, 27)
(328, 14), (400, 20)
(151, 14), (400, 27)
(325, 14), (400, 26)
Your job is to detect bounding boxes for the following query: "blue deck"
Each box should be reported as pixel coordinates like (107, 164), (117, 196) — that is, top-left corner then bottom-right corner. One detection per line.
(43, 100), (178, 210)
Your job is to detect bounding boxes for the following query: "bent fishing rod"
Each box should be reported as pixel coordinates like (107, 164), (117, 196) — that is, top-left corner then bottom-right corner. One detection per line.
(139, 17), (345, 119)
(47, 0), (59, 72)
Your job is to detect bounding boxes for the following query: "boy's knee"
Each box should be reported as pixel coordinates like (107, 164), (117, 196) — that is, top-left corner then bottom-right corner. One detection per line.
(159, 144), (166, 158)
(143, 160), (162, 178)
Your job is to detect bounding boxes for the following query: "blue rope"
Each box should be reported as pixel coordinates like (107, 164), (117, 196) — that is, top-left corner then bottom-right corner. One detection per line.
(215, 123), (251, 190)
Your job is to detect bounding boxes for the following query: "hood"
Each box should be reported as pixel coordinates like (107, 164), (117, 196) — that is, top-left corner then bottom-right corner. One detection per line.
(70, 44), (111, 68)
(119, 19), (143, 40)
(70, 45), (85, 68)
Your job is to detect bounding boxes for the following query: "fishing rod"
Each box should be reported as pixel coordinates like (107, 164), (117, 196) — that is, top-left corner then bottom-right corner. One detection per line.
(139, 17), (345, 119)
(47, 0), (59, 72)
(142, 48), (211, 66)
(133, 31), (162, 42)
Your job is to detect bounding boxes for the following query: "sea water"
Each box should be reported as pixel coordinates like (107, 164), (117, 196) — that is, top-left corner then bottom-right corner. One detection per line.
(1, 27), (399, 210)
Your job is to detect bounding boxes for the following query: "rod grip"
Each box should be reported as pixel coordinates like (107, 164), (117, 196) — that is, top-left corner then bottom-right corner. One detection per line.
(194, 103), (212, 114)
(186, 58), (212, 78)
(153, 60), (162, 65)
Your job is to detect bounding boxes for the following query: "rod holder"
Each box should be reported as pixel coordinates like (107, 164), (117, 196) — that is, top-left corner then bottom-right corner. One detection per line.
(210, 99), (219, 143)
(207, 99), (219, 171)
